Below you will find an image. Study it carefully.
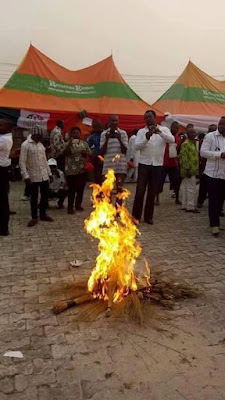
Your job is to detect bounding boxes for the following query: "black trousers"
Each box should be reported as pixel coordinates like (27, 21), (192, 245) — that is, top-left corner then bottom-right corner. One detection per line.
(48, 188), (68, 206)
(24, 181), (31, 197)
(93, 157), (103, 185)
(207, 176), (225, 227)
(197, 174), (208, 206)
(0, 166), (10, 233)
(161, 166), (180, 200)
(132, 164), (163, 222)
(30, 180), (49, 219)
(56, 155), (65, 172)
(67, 173), (86, 211)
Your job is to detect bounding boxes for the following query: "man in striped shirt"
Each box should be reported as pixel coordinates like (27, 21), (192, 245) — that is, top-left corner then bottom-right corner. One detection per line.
(100, 115), (128, 206)
(19, 125), (54, 227)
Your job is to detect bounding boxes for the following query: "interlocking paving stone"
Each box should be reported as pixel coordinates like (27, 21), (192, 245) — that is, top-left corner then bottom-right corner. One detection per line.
(0, 181), (224, 400)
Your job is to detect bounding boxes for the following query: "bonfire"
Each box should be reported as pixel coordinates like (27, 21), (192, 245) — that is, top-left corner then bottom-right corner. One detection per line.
(85, 169), (143, 313)
(53, 169), (198, 322)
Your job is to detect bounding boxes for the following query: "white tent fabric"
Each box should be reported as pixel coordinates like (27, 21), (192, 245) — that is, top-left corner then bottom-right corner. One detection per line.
(161, 113), (220, 133)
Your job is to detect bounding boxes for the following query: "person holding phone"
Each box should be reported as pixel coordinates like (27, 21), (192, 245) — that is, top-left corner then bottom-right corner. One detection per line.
(132, 110), (174, 225)
(63, 126), (91, 214)
(100, 115), (128, 205)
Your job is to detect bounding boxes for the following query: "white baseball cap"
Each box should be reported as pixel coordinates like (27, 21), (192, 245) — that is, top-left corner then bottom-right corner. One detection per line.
(48, 158), (57, 166)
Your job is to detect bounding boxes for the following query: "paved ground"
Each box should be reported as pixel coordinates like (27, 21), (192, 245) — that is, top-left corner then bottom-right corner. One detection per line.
(0, 181), (225, 400)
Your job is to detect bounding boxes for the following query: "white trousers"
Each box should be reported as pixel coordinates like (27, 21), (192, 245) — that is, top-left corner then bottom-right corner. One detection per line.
(181, 176), (196, 210)
(126, 167), (138, 182)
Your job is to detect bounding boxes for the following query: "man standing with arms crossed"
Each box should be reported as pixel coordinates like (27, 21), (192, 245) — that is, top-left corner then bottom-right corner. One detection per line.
(132, 110), (174, 225)
(201, 117), (225, 236)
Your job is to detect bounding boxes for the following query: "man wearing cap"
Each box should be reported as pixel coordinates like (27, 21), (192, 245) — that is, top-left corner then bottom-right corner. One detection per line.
(48, 158), (67, 208)
(19, 125), (54, 227)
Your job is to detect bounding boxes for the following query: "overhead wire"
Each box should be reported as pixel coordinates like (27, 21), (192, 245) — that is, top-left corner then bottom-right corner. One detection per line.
(0, 62), (224, 103)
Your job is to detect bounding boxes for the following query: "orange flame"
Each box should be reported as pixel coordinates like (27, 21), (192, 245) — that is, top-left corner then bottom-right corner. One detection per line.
(144, 259), (151, 287)
(85, 169), (142, 303)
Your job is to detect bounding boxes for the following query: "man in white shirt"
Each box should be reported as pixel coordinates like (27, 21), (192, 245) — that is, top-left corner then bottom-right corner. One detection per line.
(0, 118), (14, 235)
(19, 125), (54, 227)
(197, 123), (218, 208)
(200, 116), (225, 236)
(132, 110), (174, 224)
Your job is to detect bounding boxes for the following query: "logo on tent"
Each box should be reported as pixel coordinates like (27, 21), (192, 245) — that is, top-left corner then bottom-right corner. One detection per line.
(18, 110), (50, 129)
(26, 114), (44, 121)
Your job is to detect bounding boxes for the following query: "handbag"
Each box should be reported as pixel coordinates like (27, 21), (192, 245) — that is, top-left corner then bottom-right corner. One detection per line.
(169, 143), (177, 158)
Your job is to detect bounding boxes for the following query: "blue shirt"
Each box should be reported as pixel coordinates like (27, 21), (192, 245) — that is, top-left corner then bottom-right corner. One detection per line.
(87, 132), (101, 156)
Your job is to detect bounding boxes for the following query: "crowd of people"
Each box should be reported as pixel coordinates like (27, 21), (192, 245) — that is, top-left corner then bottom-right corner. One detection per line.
(0, 111), (225, 237)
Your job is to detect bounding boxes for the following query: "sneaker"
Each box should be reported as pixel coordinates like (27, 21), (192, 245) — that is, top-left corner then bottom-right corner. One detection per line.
(212, 227), (220, 236)
(197, 203), (203, 208)
(9, 210), (16, 215)
(21, 196), (30, 201)
(40, 215), (54, 222)
(27, 219), (38, 227)
(175, 200), (182, 205)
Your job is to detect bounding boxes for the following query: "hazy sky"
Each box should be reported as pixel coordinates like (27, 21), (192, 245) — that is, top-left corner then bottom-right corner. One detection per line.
(0, 0), (225, 103)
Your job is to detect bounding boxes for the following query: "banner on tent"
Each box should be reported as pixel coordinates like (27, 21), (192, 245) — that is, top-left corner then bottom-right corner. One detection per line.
(161, 113), (220, 133)
(17, 110), (50, 129)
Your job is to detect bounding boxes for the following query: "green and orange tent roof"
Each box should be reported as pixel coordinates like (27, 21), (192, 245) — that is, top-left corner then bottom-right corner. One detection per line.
(153, 61), (225, 117)
(0, 44), (159, 117)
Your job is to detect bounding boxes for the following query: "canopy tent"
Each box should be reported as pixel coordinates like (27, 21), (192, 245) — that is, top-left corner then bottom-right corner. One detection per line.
(0, 45), (162, 135)
(153, 61), (225, 132)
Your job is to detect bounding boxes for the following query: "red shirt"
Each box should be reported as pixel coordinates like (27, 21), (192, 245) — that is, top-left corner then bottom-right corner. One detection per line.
(163, 135), (181, 168)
